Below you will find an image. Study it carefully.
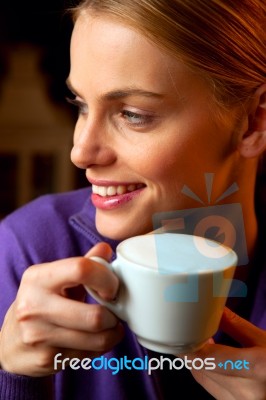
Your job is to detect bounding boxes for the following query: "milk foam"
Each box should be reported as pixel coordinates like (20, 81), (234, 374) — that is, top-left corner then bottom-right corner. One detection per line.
(118, 233), (238, 273)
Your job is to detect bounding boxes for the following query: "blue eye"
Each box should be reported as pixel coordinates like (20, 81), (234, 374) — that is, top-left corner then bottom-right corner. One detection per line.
(122, 110), (152, 126)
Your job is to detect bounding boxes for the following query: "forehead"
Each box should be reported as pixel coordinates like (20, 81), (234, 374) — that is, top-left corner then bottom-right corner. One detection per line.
(71, 13), (162, 61)
(70, 14), (193, 95)
(70, 15), (159, 73)
(69, 12), (218, 112)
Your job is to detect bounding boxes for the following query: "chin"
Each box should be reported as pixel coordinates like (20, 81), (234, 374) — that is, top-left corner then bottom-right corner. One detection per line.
(96, 218), (152, 242)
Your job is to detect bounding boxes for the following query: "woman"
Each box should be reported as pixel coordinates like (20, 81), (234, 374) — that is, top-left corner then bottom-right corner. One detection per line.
(0, 0), (265, 398)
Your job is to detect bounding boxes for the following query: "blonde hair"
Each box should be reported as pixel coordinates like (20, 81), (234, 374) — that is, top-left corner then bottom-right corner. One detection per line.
(71, 0), (266, 108)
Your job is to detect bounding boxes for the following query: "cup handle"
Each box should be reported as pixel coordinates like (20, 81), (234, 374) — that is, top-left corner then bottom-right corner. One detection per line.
(84, 256), (126, 321)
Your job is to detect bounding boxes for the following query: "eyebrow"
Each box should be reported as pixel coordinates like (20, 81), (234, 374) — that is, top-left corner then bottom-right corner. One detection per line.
(66, 78), (163, 101)
(102, 88), (163, 101)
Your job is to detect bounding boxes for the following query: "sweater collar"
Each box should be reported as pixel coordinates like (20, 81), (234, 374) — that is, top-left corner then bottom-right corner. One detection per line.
(68, 187), (120, 257)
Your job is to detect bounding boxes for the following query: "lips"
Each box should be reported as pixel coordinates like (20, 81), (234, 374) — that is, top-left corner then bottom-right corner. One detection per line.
(90, 181), (146, 210)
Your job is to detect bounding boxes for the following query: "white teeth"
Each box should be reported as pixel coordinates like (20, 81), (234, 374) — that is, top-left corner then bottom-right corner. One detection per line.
(92, 184), (143, 197)
(117, 185), (127, 195)
(98, 186), (107, 196)
(92, 185), (99, 194)
(107, 186), (116, 196)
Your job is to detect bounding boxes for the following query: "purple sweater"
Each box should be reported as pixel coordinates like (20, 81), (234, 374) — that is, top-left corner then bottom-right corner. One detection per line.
(0, 188), (265, 400)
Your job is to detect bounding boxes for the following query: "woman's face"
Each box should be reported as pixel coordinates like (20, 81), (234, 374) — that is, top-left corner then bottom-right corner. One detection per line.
(69, 13), (242, 240)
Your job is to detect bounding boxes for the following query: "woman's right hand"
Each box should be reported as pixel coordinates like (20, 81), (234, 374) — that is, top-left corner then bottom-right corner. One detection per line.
(0, 243), (124, 377)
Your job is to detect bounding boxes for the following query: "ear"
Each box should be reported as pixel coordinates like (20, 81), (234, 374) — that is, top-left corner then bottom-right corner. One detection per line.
(238, 84), (266, 158)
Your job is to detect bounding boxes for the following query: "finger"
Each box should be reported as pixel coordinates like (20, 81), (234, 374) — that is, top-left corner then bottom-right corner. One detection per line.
(220, 307), (266, 346)
(47, 323), (124, 352)
(23, 256), (119, 301)
(44, 297), (119, 332)
(19, 321), (124, 353)
(185, 343), (252, 378)
(191, 368), (253, 400)
(16, 301), (121, 349)
(190, 346), (266, 400)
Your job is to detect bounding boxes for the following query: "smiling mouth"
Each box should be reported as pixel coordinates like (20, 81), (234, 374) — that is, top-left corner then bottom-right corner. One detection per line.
(92, 183), (145, 197)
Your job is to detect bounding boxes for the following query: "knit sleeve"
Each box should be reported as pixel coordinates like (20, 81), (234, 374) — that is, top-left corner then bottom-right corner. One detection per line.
(0, 217), (32, 326)
(0, 370), (54, 400)
(0, 211), (54, 399)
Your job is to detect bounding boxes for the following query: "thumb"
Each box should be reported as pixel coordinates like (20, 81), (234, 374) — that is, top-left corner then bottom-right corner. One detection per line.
(83, 242), (118, 300)
(220, 307), (266, 346)
(84, 242), (113, 262)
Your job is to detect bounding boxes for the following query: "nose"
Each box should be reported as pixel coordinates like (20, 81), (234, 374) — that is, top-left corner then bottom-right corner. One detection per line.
(71, 119), (116, 169)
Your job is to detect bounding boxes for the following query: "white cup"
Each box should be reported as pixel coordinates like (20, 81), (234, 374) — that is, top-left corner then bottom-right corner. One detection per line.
(86, 233), (237, 355)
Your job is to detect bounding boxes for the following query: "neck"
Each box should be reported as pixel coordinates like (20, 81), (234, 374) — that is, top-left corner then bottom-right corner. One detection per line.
(222, 154), (259, 260)
(229, 159), (259, 289)
(237, 168), (258, 260)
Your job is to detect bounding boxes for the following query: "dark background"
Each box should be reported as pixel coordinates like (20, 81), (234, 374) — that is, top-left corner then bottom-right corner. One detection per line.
(0, 0), (88, 217)
(0, 0), (75, 105)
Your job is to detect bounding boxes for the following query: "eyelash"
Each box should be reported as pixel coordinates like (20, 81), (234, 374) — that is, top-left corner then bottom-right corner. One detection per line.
(121, 110), (153, 127)
(66, 97), (88, 115)
(66, 96), (154, 128)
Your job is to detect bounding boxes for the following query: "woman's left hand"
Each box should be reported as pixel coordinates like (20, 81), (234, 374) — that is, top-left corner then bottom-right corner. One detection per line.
(186, 307), (266, 400)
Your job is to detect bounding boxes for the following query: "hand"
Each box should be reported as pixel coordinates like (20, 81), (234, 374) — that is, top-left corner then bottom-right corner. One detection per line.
(186, 307), (266, 400)
(0, 243), (124, 377)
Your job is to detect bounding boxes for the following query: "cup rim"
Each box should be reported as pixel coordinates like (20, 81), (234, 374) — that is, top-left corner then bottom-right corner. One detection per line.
(115, 232), (238, 275)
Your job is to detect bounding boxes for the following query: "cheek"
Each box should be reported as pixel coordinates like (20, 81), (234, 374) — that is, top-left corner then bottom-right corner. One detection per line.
(126, 128), (227, 190)
(129, 140), (185, 183)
